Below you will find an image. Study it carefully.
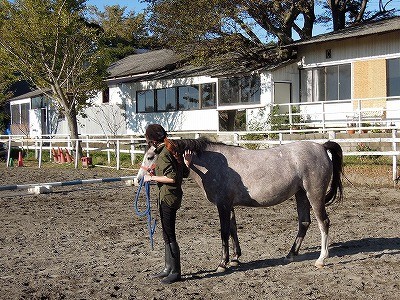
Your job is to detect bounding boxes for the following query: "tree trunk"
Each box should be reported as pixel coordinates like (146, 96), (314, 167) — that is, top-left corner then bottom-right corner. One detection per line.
(65, 107), (83, 159)
(330, 0), (347, 31)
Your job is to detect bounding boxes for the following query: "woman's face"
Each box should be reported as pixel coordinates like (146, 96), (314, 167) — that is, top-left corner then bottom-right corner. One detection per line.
(145, 136), (158, 148)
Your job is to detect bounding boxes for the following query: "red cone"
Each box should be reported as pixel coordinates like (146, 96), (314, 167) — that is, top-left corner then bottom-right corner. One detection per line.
(65, 148), (73, 163)
(59, 148), (66, 164)
(52, 148), (59, 163)
(17, 151), (24, 167)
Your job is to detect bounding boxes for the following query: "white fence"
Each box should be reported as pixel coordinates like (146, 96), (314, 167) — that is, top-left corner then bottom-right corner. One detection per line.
(0, 134), (147, 170)
(1, 129), (399, 182)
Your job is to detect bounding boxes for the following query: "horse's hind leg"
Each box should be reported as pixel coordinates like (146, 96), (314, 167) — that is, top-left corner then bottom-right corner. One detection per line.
(286, 189), (311, 262)
(229, 208), (241, 266)
(313, 205), (330, 268)
(216, 204), (231, 273)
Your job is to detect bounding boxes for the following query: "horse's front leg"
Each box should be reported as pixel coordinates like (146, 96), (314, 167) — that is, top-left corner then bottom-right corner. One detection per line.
(216, 205), (231, 273)
(229, 208), (241, 267)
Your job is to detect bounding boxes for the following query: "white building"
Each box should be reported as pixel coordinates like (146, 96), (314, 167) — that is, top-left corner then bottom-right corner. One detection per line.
(8, 16), (400, 137)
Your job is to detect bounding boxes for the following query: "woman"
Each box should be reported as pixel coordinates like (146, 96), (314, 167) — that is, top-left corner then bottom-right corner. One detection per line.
(143, 124), (192, 284)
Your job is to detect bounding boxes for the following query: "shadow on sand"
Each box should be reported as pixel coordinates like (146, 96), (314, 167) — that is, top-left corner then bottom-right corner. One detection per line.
(184, 237), (400, 281)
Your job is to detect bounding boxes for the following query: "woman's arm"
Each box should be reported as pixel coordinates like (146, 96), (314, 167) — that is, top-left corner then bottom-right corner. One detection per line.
(144, 174), (175, 184)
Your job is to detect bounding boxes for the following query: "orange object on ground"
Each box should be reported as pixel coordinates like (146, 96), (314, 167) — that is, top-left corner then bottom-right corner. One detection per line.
(81, 156), (92, 168)
(59, 148), (66, 163)
(52, 148), (59, 163)
(17, 151), (23, 167)
(65, 148), (73, 163)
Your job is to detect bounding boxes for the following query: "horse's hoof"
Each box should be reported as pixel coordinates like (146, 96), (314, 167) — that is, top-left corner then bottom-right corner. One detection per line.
(284, 255), (294, 263)
(315, 260), (324, 269)
(230, 259), (240, 267)
(216, 266), (226, 273)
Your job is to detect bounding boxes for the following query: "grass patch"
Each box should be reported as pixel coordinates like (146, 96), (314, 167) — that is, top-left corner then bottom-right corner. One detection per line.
(344, 155), (392, 166)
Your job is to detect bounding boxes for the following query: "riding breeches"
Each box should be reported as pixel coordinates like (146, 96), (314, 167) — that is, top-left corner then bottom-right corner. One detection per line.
(159, 201), (178, 243)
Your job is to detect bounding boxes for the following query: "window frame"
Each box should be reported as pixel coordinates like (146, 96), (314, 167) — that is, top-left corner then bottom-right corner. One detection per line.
(136, 82), (217, 113)
(300, 63), (351, 102)
(387, 57), (400, 97)
(136, 90), (155, 113)
(219, 75), (261, 106)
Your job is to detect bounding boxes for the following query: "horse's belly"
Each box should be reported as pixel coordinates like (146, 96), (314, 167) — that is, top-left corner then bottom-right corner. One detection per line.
(243, 182), (299, 207)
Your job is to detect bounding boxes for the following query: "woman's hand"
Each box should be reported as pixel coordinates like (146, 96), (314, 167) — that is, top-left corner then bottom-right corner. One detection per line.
(144, 174), (153, 182)
(183, 150), (193, 167)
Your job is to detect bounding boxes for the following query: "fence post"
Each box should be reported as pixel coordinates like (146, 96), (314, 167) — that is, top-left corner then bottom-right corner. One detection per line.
(392, 129), (397, 182)
(85, 135), (90, 157)
(357, 99), (362, 133)
(107, 140), (111, 165)
(67, 135), (71, 152)
(38, 139), (43, 168)
(49, 140), (52, 162)
(116, 139), (120, 170)
(321, 102), (326, 132)
(6, 136), (12, 167)
(34, 137), (38, 160)
(130, 136), (135, 165)
(75, 140), (79, 169)
(233, 133), (239, 146)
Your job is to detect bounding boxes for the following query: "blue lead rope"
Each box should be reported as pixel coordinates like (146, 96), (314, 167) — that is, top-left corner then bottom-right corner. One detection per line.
(134, 177), (157, 250)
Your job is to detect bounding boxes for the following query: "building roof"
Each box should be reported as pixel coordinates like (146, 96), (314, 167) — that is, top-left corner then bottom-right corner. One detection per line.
(8, 89), (47, 102)
(290, 15), (400, 47)
(107, 49), (182, 80)
(106, 48), (293, 83)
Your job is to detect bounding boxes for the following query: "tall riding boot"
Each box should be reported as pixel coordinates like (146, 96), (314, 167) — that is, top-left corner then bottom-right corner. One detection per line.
(161, 242), (181, 284)
(152, 243), (172, 278)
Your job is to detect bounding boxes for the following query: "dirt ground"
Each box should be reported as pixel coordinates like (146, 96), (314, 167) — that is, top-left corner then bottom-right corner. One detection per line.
(0, 163), (399, 300)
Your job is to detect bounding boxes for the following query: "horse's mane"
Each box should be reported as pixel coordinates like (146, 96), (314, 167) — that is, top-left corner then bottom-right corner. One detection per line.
(172, 137), (217, 154)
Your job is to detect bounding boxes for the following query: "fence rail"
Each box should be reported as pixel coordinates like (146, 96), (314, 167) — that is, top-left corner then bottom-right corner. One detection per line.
(1, 128), (399, 182)
(271, 96), (400, 132)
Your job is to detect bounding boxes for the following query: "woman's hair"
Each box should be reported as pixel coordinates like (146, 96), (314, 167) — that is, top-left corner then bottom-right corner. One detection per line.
(145, 124), (167, 143)
(165, 138), (182, 163)
(145, 124), (182, 163)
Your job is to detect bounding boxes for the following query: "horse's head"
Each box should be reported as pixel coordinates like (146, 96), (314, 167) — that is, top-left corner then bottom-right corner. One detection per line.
(134, 146), (158, 186)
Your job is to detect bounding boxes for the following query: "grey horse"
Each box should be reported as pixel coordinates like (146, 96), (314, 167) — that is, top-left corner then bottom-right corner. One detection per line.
(136, 138), (343, 272)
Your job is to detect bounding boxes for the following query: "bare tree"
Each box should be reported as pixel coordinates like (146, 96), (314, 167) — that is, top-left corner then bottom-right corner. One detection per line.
(322, 0), (396, 31)
(0, 0), (108, 158)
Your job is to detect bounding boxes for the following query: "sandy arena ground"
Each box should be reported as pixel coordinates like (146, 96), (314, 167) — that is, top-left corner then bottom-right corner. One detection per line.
(0, 163), (399, 299)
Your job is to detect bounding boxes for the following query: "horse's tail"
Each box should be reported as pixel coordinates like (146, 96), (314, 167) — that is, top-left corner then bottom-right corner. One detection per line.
(323, 141), (344, 205)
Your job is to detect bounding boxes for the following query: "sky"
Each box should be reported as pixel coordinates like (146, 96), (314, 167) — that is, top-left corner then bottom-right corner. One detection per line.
(87, 0), (400, 37)
(87, 0), (147, 13)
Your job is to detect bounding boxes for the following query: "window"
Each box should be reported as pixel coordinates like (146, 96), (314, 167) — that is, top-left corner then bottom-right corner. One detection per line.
(137, 90), (155, 112)
(20, 103), (29, 124)
(220, 77), (239, 105)
(200, 83), (216, 108)
(31, 96), (47, 109)
(219, 75), (261, 105)
(11, 104), (21, 124)
(274, 82), (292, 104)
(11, 103), (30, 124)
(178, 86), (199, 110)
(241, 76), (261, 103)
(156, 88), (177, 111)
(102, 88), (110, 103)
(136, 83), (216, 113)
(300, 64), (351, 102)
(387, 58), (400, 96)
